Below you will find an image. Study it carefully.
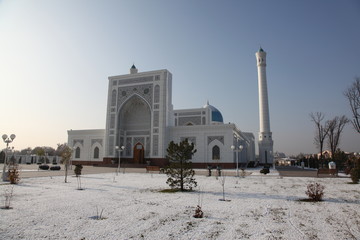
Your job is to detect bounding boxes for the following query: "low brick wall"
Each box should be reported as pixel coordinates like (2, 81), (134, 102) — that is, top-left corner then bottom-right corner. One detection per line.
(71, 160), (104, 166)
(191, 162), (236, 169)
(72, 159), (238, 169)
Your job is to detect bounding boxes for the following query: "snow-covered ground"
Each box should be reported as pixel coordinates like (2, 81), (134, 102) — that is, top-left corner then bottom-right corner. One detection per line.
(0, 171), (359, 240)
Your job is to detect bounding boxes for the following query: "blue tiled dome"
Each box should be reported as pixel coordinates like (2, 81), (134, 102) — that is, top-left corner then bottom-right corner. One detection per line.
(203, 102), (224, 123)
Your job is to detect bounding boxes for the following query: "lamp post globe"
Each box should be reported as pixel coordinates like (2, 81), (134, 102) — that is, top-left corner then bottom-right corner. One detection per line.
(2, 134), (8, 141)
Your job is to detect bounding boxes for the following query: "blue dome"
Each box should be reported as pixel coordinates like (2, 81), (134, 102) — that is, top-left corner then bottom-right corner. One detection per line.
(203, 102), (224, 123)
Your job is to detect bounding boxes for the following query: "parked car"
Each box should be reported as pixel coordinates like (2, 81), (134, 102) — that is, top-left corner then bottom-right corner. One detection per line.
(39, 165), (50, 170)
(50, 166), (61, 171)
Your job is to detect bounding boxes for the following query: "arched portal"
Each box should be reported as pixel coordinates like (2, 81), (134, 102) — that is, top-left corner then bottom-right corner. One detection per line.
(133, 143), (144, 164)
(118, 95), (151, 133)
(117, 95), (151, 161)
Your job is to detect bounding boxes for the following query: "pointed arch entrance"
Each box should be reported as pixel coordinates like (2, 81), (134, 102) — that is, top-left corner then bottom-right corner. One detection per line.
(133, 142), (144, 164)
(117, 94), (151, 163)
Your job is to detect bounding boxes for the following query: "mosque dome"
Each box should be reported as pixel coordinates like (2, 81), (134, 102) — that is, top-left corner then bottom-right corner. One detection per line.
(203, 101), (224, 123)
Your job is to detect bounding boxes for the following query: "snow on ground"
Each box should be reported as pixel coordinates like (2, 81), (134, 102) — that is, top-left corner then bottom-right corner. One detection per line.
(0, 171), (359, 240)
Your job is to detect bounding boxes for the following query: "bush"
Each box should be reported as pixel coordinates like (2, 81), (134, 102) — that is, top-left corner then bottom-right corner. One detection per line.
(8, 167), (20, 184)
(74, 165), (83, 176)
(39, 165), (49, 170)
(260, 168), (270, 174)
(305, 182), (325, 201)
(350, 167), (359, 183)
(193, 205), (203, 218)
(350, 159), (360, 184)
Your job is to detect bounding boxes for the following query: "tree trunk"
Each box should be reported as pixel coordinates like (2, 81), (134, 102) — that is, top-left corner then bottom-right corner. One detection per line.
(65, 164), (68, 183)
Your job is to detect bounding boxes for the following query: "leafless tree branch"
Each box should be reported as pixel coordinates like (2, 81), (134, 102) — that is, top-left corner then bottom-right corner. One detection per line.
(344, 77), (360, 134)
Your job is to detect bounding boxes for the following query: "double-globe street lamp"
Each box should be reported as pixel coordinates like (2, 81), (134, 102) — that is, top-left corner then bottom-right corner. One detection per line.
(2, 134), (16, 181)
(115, 145), (125, 175)
(231, 144), (243, 177)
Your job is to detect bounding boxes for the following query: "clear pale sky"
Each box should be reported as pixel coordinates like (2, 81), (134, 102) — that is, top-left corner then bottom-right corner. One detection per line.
(1, 0), (359, 156)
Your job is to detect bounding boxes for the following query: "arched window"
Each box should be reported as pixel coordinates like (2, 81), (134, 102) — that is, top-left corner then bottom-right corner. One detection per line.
(93, 147), (99, 159)
(111, 89), (117, 106)
(212, 145), (220, 160)
(75, 147), (81, 158)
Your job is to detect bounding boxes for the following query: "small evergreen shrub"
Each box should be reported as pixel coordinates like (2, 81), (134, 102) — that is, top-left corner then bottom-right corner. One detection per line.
(260, 168), (269, 174)
(350, 159), (360, 184)
(8, 167), (20, 184)
(193, 205), (203, 218)
(305, 182), (325, 201)
(74, 165), (83, 176)
(74, 165), (83, 190)
(350, 167), (359, 184)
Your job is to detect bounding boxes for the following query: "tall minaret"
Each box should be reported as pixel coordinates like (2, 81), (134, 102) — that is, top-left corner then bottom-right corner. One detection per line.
(256, 47), (273, 165)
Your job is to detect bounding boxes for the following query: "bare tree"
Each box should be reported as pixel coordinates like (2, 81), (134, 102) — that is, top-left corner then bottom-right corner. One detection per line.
(327, 116), (349, 158)
(310, 112), (330, 166)
(59, 145), (72, 183)
(344, 77), (360, 134)
(218, 173), (229, 201)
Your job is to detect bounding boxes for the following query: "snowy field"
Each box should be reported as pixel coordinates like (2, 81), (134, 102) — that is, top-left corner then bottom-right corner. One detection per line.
(0, 171), (359, 240)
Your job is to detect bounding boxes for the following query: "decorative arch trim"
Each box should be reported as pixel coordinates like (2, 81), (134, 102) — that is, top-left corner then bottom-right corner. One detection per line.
(207, 136), (224, 145)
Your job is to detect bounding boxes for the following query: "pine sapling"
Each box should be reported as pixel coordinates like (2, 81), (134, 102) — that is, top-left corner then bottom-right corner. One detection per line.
(8, 165), (20, 184)
(193, 205), (203, 218)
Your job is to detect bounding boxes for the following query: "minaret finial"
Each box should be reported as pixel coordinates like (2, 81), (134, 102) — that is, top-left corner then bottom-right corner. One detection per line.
(130, 63), (138, 74)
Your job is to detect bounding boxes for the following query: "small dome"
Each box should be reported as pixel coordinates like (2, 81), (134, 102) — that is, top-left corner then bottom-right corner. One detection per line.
(203, 101), (224, 123)
(131, 64), (137, 69)
(258, 47), (264, 52)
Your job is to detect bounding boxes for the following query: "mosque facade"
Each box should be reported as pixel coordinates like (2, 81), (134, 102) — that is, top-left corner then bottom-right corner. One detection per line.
(68, 48), (273, 168)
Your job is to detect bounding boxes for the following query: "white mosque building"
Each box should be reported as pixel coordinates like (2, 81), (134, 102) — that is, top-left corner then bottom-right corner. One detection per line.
(68, 48), (273, 168)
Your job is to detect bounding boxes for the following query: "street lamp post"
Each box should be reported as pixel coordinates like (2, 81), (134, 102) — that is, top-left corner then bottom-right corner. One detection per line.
(2, 134), (16, 181)
(231, 144), (243, 177)
(115, 145), (125, 175)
